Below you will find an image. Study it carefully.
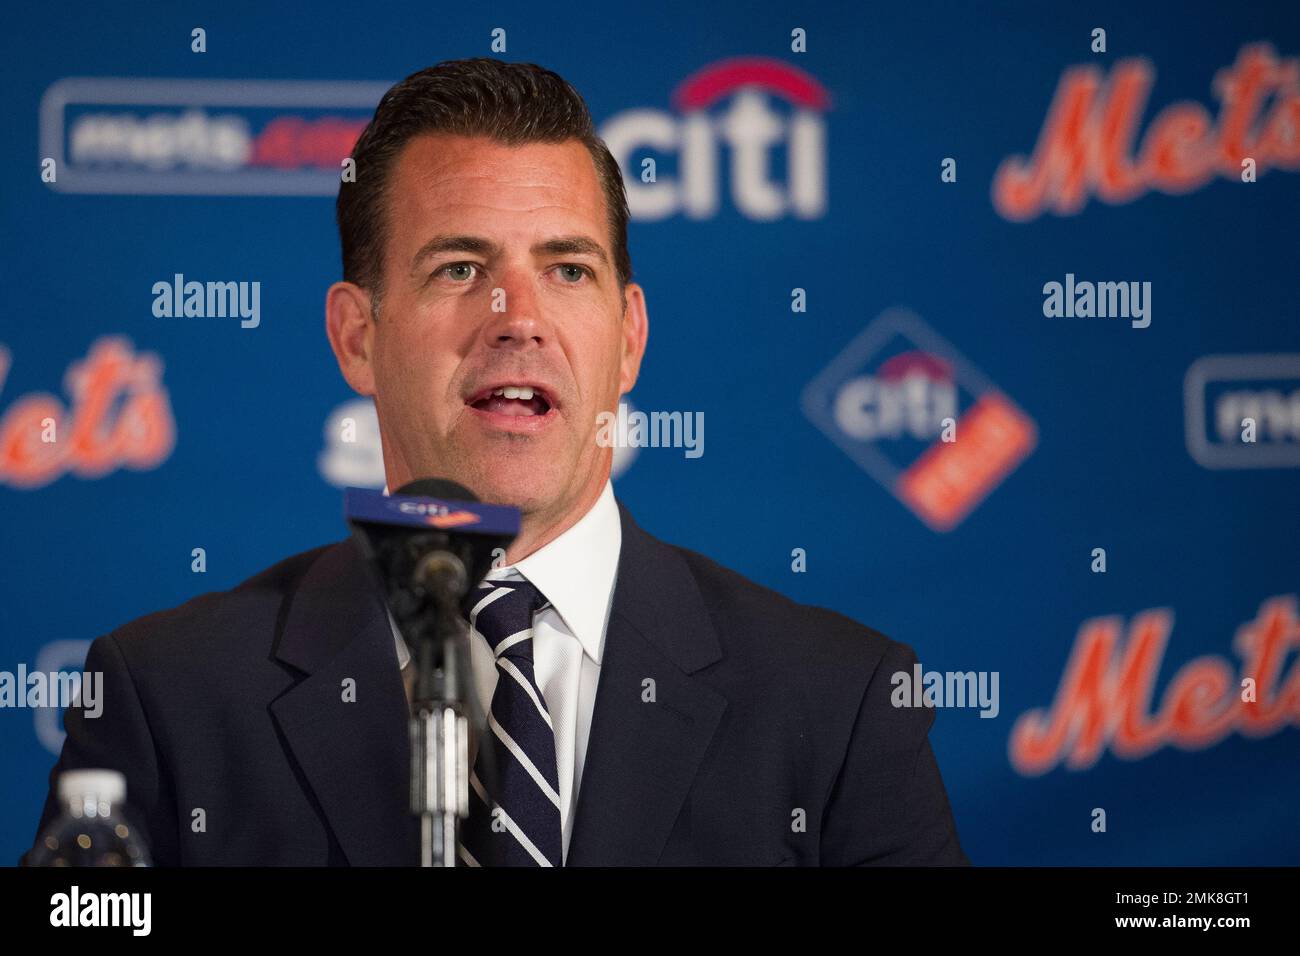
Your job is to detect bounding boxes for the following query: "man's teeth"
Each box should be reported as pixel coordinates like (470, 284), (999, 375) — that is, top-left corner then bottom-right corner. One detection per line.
(491, 386), (535, 400)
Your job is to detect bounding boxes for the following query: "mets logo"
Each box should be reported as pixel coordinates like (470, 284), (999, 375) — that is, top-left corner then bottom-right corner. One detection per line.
(801, 309), (1036, 531)
(1010, 596), (1300, 775)
(994, 43), (1300, 221)
(0, 338), (175, 489)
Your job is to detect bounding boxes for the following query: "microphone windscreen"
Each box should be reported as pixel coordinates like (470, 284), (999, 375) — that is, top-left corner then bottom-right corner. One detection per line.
(394, 477), (479, 503)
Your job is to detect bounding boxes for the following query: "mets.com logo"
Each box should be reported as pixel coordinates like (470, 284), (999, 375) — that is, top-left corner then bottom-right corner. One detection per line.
(1184, 353), (1300, 470)
(801, 309), (1037, 531)
(40, 57), (828, 220)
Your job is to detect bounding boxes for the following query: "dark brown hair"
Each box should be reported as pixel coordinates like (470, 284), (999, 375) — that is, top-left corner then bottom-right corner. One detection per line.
(337, 58), (632, 316)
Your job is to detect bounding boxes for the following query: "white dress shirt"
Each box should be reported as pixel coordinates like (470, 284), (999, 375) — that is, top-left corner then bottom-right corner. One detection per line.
(386, 479), (622, 864)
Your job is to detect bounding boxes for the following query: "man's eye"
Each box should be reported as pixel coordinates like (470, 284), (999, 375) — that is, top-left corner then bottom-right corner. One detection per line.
(437, 262), (479, 281)
(554, 264), (592, 283)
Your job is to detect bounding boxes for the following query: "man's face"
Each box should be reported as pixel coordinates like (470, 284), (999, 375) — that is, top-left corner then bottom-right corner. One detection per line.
(333, 133), (646, 529)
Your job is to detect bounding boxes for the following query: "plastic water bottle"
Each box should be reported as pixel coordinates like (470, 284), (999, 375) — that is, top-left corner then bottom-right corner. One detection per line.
(28, 769), (152, 867)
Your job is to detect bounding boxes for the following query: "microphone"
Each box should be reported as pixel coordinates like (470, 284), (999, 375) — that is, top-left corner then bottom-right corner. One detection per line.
(344, 478), (520, 866)
(346, 478), (519, 626)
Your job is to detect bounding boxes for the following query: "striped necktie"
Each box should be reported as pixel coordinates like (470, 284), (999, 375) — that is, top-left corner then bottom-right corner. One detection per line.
(457, 578), (563, 867)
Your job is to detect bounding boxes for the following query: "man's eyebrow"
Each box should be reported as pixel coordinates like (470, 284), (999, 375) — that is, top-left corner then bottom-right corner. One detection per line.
(531, 235), (610, 266)
(409, 235), (501, 271)
(408, 234), (611, 271)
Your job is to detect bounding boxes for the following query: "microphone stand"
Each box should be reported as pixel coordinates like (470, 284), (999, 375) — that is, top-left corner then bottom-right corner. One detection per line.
(346, 481), (516, 868)
(406, 554), (474, 867)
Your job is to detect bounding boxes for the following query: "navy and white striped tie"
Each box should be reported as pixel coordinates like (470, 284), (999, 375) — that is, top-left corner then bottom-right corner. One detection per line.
(458, 578), (563, 867)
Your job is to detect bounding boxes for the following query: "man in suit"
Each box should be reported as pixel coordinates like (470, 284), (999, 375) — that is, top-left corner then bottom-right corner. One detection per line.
(26, 58), (968, 866)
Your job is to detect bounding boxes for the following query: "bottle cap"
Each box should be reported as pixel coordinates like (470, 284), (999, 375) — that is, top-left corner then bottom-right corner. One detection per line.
(57, 768), (126, 805)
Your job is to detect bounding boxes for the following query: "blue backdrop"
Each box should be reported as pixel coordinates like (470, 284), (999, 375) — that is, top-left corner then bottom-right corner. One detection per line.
(3, 0), (1298, 866)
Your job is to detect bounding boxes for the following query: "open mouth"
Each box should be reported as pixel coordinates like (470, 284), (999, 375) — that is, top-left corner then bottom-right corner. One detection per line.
(465, 384), (555, 418)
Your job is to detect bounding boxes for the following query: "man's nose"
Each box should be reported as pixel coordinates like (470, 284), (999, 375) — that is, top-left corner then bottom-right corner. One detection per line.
(483, 269), (548, 348)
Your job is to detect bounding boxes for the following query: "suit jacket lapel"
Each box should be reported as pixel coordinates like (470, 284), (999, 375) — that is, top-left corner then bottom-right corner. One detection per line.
(566, 500), (727, 865)
(269, 536), (418, 866)
(265, 499), (726, 867)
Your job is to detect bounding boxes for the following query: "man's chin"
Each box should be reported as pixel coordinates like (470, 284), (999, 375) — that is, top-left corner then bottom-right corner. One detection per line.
(465, 469), (557, 513)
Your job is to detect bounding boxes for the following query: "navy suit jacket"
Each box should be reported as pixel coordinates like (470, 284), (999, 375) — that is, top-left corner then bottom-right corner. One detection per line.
(25, 499), (969, 866)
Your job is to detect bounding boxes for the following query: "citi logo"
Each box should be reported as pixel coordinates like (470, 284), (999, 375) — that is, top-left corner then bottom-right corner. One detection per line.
(833, 352), (957, 442)
(396, 500), (453, 516)
(802, 309), (1036, 532)
(599, 57), (829, 221)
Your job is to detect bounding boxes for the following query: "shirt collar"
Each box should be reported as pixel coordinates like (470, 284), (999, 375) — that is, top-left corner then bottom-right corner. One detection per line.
(486, 478), (619, 665)
(384, 478), (621, 667)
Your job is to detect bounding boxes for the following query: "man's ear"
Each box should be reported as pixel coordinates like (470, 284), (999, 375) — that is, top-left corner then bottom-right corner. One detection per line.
(325, 281), (377, 396)
(618, 282), (649, 395)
